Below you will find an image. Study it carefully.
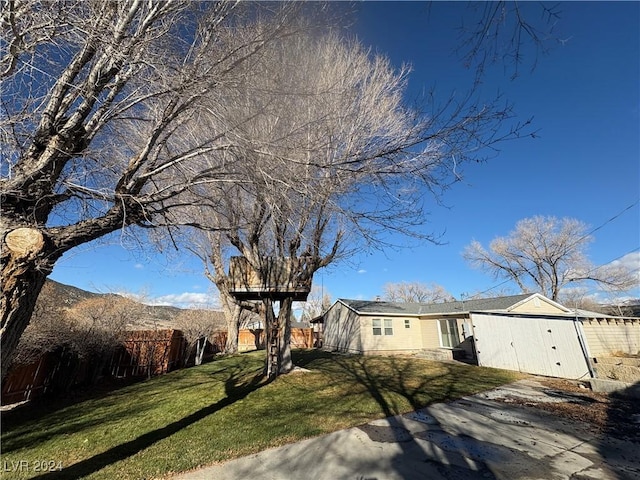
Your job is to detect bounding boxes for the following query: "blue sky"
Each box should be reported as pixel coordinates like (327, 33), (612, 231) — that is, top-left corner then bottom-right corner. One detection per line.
(50, 2), (640, 308)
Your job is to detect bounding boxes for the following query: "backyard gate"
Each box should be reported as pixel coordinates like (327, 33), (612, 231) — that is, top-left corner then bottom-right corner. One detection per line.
(470, 313), (592, 379)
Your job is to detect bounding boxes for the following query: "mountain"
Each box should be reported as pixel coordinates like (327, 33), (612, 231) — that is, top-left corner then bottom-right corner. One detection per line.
(44, 280), (225, 330)
(45, 279), (104, 307)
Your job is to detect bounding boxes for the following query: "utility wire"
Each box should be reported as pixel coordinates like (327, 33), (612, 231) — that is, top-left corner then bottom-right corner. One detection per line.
(574, 246), (640, 279)
(570, 199), (639, 251)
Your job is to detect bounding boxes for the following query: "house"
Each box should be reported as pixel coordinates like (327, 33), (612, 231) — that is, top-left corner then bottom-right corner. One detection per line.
(319, 293), (640, 380)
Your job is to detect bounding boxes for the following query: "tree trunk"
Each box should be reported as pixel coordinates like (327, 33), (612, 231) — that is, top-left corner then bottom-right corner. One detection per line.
(277, 297), (294, 374)
(1, 228), (57, 381)
(182, 342), (195, 367)
(221, 293), (241, 354)
(195, 336), (207, 366)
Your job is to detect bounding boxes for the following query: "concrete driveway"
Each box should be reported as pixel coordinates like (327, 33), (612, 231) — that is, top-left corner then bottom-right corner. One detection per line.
(171, 379), (639, 480)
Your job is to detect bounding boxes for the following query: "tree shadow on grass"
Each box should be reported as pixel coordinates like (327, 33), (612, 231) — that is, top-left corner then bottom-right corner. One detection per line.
(1, 362), (229, 453)
(2, 359), (223, 432)
(29, 365), (270, 480)
(320, 354), (527, 479)
(2, 353), (266, 453)
(1, 375), (145, 425)
(230, 350), (513, 479)
(292, 350), (509, 413)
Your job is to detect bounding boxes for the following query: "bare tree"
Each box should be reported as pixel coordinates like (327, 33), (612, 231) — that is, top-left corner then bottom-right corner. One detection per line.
(178, 21), (529, 377)
(65, 296), (140, 356)
(0, 2), (542, 380)
(174, 308), (223, 366)
(11, 281), (67, 366)
(11, 292), (139, 389)
(558, 288), (609, 314)
(382, 281), (454, 303)
(463, 216), (638, 301)
(455, 1), (562, 82)
(0, 1), (302, 379)
(300, 285), (332, 323)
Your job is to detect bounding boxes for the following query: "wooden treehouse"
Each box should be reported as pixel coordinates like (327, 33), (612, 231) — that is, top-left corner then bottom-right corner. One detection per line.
(227, 257), (312, 378)
(228, 256), (311, 302)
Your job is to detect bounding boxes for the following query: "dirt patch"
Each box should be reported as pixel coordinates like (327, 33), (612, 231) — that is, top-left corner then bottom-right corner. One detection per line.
(495, 377), (640, 443)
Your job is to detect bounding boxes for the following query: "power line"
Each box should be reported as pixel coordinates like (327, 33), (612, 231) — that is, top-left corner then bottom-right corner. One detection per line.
(573, 246), (640, 280)
(574, 199), (639, 248)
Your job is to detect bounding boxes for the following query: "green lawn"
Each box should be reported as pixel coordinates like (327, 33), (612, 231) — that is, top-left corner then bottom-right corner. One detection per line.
(0, 350), (519, 479)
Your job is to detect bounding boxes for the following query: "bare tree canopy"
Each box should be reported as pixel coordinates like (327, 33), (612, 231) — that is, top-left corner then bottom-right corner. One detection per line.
(300, 285), (332, 322)
(12, 288), (136, 368)
(0, 0), (300, 379)
(463, 216), (639, 301)
(10, 281), (65, 366)
(179, 22), (526, 374)
(382, 281), (454, 304)
(65, 296), (137, 356)
(455, 1), (562, 81)
(175, 309), (222, 366)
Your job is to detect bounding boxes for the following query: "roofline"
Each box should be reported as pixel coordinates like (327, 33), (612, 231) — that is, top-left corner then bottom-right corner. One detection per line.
(332, 297), (640, 321)
(334, 298), (429, 317)
(335, 294), (540, 317)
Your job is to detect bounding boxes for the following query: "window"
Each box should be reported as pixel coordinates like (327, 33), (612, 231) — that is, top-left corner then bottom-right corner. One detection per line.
(438, 319), (460, 348)
(372, 319), (382, 336)
(384, 319), (393, 335)
(404, 319), (411, 329)
(373, 318), (393, 336)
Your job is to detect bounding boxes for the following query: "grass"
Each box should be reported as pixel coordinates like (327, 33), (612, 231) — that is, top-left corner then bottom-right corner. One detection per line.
(0, 350), (520, 479)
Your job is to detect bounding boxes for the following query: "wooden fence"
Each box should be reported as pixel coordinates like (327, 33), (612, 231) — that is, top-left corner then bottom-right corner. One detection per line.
(237, 328), (313, 351)
(110, 329), (185, 378)
(2, 327), (314, 406)
(2, 353), (59, 405)
(2, 329), (191, 405)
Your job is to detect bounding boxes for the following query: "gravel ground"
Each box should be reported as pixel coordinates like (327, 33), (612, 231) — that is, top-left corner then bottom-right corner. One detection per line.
(493, 377), (640, 443)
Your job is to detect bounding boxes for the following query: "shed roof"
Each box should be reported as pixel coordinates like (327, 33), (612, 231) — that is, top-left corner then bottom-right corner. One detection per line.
(338, 293), (533, 316)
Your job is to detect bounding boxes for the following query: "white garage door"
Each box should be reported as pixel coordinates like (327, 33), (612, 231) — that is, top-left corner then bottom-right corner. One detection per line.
(471, 313), (591, 379)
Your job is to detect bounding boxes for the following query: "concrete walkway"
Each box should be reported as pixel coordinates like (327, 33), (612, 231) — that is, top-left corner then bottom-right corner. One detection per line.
(172, 380), (639, 480)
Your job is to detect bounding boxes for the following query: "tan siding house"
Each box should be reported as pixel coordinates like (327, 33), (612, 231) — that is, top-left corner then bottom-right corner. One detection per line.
(323, 294), (545, 357)
(319, 293), (640, 379)
(359, 315), (424, 354)
(508, 295), (569, 315)
(322, 300), (362, 353)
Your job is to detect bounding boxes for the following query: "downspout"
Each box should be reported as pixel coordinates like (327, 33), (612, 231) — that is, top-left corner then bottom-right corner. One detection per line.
(573, 310), (595, 379)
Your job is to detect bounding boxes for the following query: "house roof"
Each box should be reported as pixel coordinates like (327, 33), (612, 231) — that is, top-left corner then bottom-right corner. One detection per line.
(337, 293), (535, 317)
(573, 308), (640, 320)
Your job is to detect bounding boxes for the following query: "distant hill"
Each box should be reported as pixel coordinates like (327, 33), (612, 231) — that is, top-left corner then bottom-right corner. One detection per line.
(45, 280), (226, 331)
(45, 279), (104, 307)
